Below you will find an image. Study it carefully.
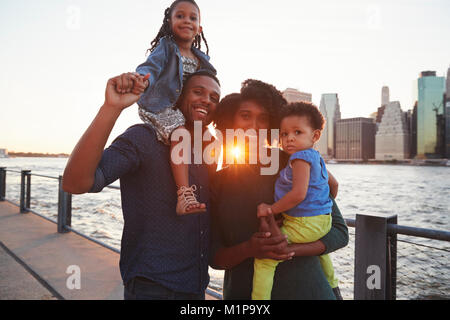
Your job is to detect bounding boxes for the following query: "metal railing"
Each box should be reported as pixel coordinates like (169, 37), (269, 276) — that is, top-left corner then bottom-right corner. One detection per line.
(0, 167), (449, 300)
(0, 167), (223, 300)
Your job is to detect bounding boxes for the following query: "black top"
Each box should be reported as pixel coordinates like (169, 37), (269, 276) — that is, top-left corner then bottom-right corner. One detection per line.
(209, 163), (349, 300)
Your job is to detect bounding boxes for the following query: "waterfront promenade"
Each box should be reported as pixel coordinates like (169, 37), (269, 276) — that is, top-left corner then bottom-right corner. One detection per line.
(0, 201), (123, 299)
(0, 201), (218, 300)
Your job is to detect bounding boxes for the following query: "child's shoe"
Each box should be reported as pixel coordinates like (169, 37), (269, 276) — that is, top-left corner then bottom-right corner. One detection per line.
(176, 185), (206, 215)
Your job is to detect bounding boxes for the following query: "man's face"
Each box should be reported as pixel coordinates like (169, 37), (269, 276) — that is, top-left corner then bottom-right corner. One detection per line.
(178, 75), (221, 127)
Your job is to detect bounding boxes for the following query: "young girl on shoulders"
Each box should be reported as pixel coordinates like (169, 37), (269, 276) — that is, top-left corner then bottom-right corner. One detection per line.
(118, 0), (217, 215)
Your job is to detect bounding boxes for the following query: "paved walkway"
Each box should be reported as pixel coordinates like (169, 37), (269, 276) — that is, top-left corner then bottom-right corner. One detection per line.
(0, 201), (218, 300)
(0, 244), (57, 300)
(0, 201), (125, 299)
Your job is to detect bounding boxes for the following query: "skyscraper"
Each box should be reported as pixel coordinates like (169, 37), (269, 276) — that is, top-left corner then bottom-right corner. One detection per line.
(445, 67), (450, 158)
(282, 88), (312, 103)
(408, 102), (418, 159)
(416, 71), (445, 158)
(375, 101), (410, 160)
(316, 93), (341, 158)
(381, 86), (390, 107)
(335, 118), (376, 160)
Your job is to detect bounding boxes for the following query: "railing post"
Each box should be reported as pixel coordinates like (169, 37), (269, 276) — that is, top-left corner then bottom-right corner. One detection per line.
(0, 167), (6, 201)
(354, 213), (397, 300)
(20, 170), (31, 213)
(57, 176), (72, 233)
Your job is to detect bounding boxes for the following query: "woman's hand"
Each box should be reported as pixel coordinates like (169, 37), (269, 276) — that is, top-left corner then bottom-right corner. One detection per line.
(104, 72), (149, 111)
(249, 214), (294, 260)
(247, 231), (294, 260)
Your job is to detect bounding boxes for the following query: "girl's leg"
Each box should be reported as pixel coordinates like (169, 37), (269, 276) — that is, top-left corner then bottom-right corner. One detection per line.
(252, 258), (279, 300)
(252, 215), (284, 300)
(170, 127), (206, 215)
(284, 214), (339, 288)
(319, 254), (339, 289)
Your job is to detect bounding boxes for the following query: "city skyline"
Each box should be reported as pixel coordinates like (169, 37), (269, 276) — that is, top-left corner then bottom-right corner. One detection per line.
(1, 0), (450, 154)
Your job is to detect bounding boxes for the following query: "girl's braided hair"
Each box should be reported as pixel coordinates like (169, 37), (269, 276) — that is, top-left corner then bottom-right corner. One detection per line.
(147, 0), (209, 55)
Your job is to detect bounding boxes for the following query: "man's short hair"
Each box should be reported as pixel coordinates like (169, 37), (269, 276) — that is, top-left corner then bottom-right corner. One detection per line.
(184, 69), (220, 87)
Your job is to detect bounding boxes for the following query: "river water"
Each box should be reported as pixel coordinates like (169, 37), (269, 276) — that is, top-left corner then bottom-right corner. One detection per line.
(1, 157), (449, 299)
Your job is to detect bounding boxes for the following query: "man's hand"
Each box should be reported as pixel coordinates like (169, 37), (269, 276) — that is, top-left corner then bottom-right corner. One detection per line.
(115, 72), (150, 94)
(104, 72), (149, 111)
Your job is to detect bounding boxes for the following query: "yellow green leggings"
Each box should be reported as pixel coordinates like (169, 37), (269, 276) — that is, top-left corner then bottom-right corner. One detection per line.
(252, 213), (338, 300)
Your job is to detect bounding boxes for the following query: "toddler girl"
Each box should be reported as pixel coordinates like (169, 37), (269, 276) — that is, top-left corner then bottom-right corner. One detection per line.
(253, 102), (339, 300)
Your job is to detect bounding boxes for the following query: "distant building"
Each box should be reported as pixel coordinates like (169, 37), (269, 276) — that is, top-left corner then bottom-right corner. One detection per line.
(406, 102), (418, 158)
(375, 101), (410, 160)
(335, 117), (376, 160)
(0, 149), (8, 158)
(445, 67), (450, 158)
(282, 88), (312, 103)
(416, 71), (445, 158)
(381, 86), (390, 107)
(316, 93), (341, 158)
(376, 105), (386, 124)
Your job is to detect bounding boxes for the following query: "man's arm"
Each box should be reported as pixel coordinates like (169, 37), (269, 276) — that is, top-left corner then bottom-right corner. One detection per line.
(62, 73), (147, 194)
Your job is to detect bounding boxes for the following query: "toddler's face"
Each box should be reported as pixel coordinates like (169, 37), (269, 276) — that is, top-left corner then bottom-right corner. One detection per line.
(280, 115), (320, 155)
(170, 1), (202, 43)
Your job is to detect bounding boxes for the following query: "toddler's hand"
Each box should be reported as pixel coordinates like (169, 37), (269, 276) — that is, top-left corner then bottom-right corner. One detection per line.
(257, 203), (273, 218)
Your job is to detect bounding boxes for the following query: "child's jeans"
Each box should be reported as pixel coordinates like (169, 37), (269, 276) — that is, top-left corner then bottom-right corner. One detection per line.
(252, 213), (338, 300)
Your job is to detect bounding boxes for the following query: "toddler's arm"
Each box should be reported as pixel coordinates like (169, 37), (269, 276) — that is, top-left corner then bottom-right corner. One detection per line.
(257, 159), (310, 217)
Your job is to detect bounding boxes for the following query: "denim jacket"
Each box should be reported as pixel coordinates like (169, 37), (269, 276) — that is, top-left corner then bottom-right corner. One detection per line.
(136, 36), (217, 113)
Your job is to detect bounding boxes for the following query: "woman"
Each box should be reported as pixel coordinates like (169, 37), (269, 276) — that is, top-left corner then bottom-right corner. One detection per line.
(209, 79), (349, 300)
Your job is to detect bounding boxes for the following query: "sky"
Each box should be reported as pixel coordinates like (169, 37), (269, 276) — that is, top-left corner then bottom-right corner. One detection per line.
(0, 0), (449, 154)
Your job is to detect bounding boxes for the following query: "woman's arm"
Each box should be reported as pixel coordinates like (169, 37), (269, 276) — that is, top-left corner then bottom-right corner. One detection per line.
(319, 197), (349, 254)
(211, 232), (294, 270)
(328, 170), (339, 199)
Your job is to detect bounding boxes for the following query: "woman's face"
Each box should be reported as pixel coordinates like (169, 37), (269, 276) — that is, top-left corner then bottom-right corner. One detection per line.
(229, 100), (272, 164)
(232, 100), (270, 131)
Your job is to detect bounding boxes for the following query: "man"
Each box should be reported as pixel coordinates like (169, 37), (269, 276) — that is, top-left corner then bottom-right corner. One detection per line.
(63, 70), (221, 299)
